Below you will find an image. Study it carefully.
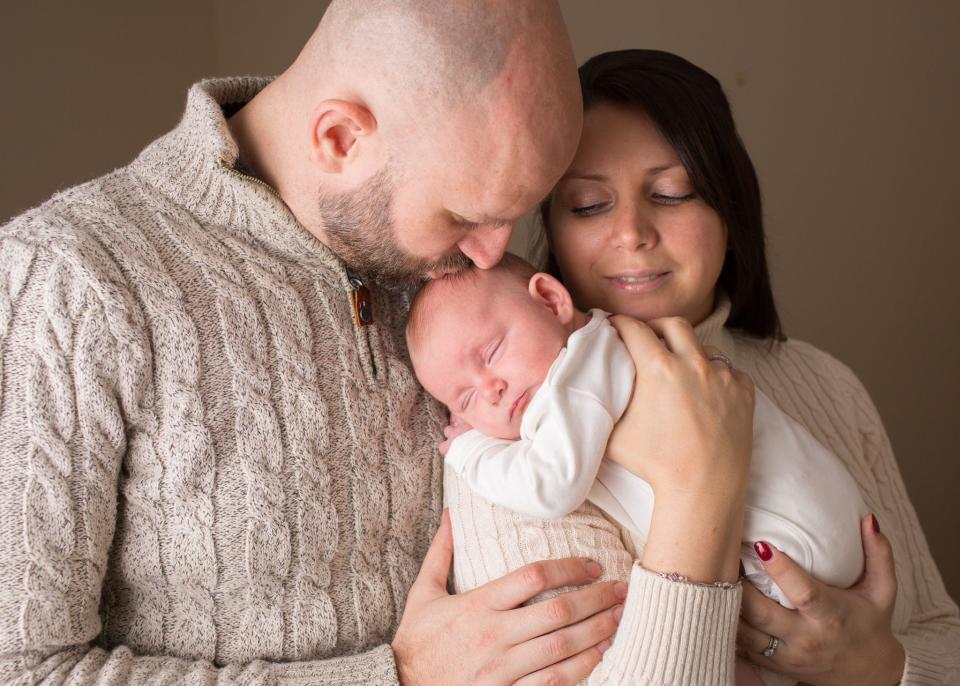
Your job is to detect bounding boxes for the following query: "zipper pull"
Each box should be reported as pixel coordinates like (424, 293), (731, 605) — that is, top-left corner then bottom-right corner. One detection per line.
(348, 275), (374, 327)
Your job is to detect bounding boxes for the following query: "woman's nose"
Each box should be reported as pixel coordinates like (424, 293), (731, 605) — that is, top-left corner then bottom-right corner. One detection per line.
(481, 377), (506, 404)
(612, 206), (658, 251)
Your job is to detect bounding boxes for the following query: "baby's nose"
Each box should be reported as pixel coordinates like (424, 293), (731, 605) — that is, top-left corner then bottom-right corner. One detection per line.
(482, 377), (506, 404)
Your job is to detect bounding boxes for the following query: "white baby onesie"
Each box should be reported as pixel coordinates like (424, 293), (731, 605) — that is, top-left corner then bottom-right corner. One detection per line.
(446, 310), (869, 606)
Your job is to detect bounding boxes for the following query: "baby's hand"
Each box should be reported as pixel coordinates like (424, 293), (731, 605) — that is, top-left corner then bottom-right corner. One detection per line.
(439, 414), (472, 456)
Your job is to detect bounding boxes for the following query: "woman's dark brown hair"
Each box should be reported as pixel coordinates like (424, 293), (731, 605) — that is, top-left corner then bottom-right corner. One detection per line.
(542, 49), (784, 340)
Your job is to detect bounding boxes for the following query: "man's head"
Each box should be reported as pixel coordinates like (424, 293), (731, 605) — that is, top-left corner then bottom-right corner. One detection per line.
(407, 254), (579, 439)
(250, 1), (582, 284)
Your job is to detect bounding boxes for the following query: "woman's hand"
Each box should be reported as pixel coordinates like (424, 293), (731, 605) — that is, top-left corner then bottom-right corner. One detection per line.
(738, 515), (905, 686)
(606, 315), (755, 582)
(606, 315), (755, 498)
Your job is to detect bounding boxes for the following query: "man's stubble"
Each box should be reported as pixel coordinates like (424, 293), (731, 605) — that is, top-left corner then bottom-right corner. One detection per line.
(317, 166), (472, 287)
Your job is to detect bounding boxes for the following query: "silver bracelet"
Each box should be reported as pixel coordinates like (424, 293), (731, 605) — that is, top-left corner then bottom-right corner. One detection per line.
(653, 570), (740, 589)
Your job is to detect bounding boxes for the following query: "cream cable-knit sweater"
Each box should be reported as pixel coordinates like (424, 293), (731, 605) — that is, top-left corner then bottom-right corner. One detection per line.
(0, 78), (448, 684)
(445, 298), (960, 685)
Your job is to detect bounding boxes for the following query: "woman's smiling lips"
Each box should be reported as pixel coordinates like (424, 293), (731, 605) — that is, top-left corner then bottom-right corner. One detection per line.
(606, 270), (672, 293)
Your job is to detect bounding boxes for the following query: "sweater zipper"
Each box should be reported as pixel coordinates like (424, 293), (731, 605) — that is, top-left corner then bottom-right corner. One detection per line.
(219, 160), (282, 196)
(221, 161), (379, 374)
(348, 275), (375, 327)
(348, 274), (378, 378)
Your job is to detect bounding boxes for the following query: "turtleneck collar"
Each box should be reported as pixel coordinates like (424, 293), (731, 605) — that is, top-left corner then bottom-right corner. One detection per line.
(129, 77), (347, 276)
(694, 293), (739, 367)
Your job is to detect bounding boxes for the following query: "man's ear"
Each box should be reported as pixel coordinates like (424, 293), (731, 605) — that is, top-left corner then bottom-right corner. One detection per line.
(309, 99), (378, 174)
(528, 272), (575, 325)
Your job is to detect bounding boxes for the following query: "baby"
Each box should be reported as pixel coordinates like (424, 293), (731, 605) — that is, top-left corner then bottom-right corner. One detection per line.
(407, 254), (869, 612)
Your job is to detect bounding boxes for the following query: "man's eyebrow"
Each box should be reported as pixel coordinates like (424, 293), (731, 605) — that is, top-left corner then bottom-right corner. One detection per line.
(451, 212), (515, 227)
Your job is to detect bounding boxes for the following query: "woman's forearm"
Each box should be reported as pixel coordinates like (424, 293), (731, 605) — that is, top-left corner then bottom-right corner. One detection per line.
(642, 485), (746, 583)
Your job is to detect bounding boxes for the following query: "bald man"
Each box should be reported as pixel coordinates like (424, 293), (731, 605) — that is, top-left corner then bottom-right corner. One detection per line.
(0, 1), (624, 684)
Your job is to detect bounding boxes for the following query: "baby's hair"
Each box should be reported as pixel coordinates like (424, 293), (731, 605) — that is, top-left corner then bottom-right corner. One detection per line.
(406, 253), (538, 353)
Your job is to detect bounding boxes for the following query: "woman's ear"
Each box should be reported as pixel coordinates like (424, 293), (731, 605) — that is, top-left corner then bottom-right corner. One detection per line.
(528, 272), (575, 325)
(309, 99), (378, 174)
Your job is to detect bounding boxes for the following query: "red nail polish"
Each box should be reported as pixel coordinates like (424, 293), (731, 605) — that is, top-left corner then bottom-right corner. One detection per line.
(754, 541), (773, 562)
(871, 514), (880, 534)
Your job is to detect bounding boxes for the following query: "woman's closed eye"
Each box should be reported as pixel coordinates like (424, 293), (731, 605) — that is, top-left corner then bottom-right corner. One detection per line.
(571, 201), (612, 217)
(652, 191), (697, 205)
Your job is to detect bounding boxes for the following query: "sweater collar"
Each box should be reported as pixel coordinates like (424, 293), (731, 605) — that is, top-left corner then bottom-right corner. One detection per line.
(694, 293), (739, 367)
(130, 77), (346, 276)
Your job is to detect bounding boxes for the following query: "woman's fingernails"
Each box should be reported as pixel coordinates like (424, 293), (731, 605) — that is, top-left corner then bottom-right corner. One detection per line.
(613, 604), (624, 622)
(754, 541), (773, 562)
(597, 639), (612, 654)
(871, 514), (880, 534)
(586, 560), (603, 578)
(614, 582), (628, 599)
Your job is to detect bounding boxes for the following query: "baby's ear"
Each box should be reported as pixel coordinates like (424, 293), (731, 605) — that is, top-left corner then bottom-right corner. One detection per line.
(528, 273), (575, 324)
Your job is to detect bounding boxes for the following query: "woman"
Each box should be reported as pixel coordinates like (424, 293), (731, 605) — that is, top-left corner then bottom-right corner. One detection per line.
(444, 49), (960, 684)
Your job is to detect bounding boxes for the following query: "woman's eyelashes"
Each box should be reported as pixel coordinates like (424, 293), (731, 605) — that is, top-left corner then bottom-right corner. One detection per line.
(569, 190), (696, 217)
(652, 191), (696, 205)
(571, 201), (611, 217)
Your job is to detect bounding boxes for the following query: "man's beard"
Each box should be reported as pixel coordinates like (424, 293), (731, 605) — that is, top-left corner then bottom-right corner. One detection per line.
(317, 167), (472, 287)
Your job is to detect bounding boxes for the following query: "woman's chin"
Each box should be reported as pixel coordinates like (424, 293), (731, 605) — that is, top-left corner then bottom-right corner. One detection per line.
(601, 295), (677, 323)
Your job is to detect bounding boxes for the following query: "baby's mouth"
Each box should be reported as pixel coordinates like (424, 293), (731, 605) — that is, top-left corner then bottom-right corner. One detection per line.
(508, 389), (528, 423)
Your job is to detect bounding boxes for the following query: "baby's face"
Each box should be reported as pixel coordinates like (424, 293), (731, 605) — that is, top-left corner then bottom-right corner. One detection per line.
(412, 275), (569, 440)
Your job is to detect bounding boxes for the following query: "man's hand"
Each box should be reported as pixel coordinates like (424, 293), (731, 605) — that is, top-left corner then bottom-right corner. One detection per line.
(392, 511), (625, 685)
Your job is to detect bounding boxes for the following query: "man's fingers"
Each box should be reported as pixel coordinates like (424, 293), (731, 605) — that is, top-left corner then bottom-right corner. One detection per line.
(508, 604), (621, 683)
(507, 581), (627, 644)
(408, 510), (453, 604)
(738, 582), (794, 642)
(853, 514), (898, 610)
(479, 557), (603, 611)
(512, 642), (610, 686)
(752, 541), (831, 621)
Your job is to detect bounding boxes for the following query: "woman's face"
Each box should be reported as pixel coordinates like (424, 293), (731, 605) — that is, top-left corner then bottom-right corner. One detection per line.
(547, 103), (727, 326)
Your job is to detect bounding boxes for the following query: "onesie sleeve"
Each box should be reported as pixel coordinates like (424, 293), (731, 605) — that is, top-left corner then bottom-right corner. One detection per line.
(445, 388), (617, 520)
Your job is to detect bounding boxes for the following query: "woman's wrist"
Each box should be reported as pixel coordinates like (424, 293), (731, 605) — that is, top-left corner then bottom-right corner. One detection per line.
(642, 487), (746, 583)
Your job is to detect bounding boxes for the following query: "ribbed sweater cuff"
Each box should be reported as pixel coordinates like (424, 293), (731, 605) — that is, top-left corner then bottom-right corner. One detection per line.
(898, 634), (945, 685)
(594, 562), (741, 685)
(276, 644), (399, 685)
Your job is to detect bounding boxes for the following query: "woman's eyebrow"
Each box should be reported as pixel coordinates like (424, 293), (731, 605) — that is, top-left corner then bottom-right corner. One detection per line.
(560, 163), (682, 182)
(646, 163), (684, 175)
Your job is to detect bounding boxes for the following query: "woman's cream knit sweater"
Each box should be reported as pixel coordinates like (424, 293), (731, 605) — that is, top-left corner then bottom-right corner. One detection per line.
(445, 298), (960, 685)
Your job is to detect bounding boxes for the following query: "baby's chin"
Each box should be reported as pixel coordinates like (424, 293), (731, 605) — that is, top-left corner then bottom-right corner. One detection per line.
(476, 421), (522, 441)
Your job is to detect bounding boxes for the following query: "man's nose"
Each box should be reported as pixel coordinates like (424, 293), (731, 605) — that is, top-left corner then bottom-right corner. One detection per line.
(457, 223), (513, 270)
(481, 376), (506, 404)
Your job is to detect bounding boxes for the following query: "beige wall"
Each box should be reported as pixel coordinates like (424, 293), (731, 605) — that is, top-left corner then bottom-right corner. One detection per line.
(2, 2), (958, 602)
